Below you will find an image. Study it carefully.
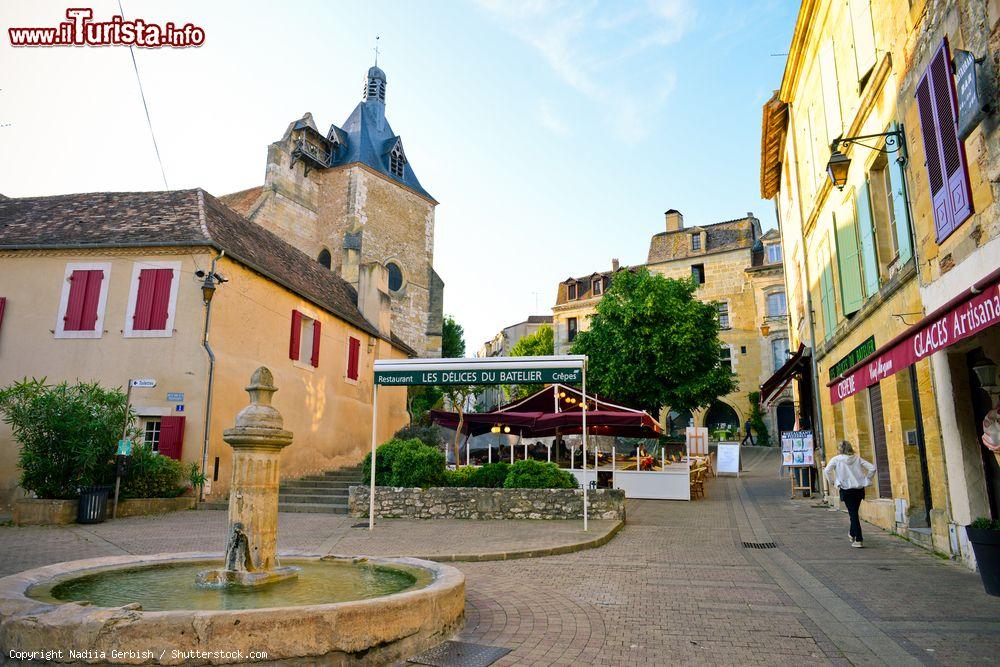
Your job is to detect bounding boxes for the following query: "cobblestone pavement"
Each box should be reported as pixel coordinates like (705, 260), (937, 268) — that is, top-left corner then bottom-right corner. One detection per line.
(455, 448), (1000, 666)
(3, 449), (1000, 666)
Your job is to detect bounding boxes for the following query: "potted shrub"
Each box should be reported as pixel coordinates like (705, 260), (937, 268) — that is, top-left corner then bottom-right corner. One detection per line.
(967, 517), (1000, 596)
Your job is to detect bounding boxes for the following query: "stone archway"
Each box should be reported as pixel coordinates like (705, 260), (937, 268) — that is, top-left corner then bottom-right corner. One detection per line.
(703, 401), (740, 438)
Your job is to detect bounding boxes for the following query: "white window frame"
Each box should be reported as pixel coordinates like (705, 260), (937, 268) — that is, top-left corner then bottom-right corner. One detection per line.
(766, 290), (788, 318)
(292, 306), (320, 371)
(123, 261), (182, 338)
(771, 336), (791, 372)
(766, 243), (783, 263)
(54, 262), (112, 339)
(592, 278), (603, 296)
(717, 301), (730, 329)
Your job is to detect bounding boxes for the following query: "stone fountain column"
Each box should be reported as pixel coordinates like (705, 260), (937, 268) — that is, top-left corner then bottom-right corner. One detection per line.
(197, 367), (299, 587)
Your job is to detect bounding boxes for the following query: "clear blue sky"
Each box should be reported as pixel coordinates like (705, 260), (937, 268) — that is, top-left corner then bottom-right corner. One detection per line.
(0, 0), (799, 353)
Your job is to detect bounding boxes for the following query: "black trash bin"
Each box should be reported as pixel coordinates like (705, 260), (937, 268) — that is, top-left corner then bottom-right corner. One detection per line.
(77, 486), (110, 524)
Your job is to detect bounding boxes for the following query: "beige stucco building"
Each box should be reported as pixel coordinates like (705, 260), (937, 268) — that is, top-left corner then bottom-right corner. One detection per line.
(0, 189), (411, 513)
(552, 210), (791, 438)
(760, 0), (1000, 564)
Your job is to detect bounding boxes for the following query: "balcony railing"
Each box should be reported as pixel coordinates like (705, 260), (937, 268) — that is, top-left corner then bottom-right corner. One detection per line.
(291, 137), (331, 172)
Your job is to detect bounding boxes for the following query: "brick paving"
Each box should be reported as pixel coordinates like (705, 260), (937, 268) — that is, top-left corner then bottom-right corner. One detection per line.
(3, 448), (1000, 665)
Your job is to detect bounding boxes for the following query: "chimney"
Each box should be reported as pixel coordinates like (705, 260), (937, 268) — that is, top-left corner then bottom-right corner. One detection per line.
(665, 209), (684, 231)
(612, 258), (620, 272)
(357, 262), (391, 337)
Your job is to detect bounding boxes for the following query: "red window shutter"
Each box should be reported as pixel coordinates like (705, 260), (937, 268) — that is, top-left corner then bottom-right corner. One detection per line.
(157, 416), (185, 460)
(310, 320), (321, 367)
(133, 268), (173, 330)
(916, 38), (973, 243)
(64, 269), (103, 331)
(289, 310), (302, 360)
(348, 336), (361, 380)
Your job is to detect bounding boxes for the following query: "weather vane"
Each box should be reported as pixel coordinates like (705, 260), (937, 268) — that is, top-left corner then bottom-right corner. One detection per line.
(374, 35), (380, 67)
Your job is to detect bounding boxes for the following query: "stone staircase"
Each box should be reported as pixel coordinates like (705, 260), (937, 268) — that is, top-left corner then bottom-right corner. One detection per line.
(199, 465), (363, 514)
(277, 465), (363, 514)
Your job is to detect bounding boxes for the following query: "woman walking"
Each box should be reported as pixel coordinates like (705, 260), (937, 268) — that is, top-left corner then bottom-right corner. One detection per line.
(823, 441), (876, 548)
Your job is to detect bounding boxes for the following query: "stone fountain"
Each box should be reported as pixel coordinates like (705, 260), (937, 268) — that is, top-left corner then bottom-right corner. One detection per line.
(197, 367), (299, 587)
(0, 368), (465, 665)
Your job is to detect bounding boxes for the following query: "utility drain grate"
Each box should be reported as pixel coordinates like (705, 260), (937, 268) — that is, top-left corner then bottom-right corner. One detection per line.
(408, 641), (511, 667)
(742, 541), (777, 549)
(350, 522), (370, 528)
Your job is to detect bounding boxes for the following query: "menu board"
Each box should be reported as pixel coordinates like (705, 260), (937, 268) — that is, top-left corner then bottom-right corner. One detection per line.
(781, 430), (814, 467)
(716, 443), (740, 476)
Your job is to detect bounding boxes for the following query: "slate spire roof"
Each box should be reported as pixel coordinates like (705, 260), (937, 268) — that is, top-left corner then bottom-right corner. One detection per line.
(320, 66), (433, 201)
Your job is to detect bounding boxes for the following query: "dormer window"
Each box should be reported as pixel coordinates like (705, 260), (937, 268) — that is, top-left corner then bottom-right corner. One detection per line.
(592, 278), (603, 296)
(691, 234), (702, 251)
(389, 143), (406, 179)
(567, 283), (578, 300)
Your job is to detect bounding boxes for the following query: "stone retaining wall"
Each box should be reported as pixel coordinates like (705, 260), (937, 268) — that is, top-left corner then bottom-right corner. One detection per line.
(349, 486), (625, 520)
(12, 496), (195, 525)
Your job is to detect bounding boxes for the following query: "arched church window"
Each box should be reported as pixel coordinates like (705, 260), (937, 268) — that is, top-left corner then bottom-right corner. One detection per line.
(389, 144), (406, 179)
(386, 262), (403, 292)
(317, 248), (332, 269)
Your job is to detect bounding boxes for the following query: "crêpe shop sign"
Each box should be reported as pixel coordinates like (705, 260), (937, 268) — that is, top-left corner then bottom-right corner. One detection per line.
(376, 367), (582, 386)
(830, 281), (1000, 404)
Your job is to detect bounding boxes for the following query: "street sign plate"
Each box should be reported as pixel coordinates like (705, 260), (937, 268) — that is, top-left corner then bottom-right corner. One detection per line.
(130, 378), (156, 388)
(166, 392), (184, 402)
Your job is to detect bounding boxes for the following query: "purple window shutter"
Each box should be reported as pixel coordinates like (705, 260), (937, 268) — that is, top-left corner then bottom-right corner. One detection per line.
(916, 60), (951, 241)
(930, 38), (973, 238)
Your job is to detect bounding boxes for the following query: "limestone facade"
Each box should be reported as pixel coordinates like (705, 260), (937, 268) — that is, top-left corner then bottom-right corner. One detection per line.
(760, 0), (1000, 563)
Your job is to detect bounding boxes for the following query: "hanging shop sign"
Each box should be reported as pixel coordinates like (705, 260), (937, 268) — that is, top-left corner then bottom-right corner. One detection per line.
(375, 367), (581, 386)
(829, 336), (876, 381)
(831, 281), (1000, 404)
(955, 49), (992, 141)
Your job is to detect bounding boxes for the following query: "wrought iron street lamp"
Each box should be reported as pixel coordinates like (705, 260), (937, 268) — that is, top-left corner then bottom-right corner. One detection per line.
(825, 126), (907, 190)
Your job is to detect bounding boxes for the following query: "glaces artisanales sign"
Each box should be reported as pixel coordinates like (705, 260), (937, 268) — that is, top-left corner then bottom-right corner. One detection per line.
(375, 367), (582, 386)
(830, 282), (1000, 404)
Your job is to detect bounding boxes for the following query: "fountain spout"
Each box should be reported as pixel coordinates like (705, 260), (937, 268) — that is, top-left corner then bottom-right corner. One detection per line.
(197, 367), (299, 587)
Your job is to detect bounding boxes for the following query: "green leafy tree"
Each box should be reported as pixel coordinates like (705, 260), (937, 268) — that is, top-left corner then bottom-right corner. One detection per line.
(571, 268), (736, 415)
(505, 325), (555, 400)
(442, 314), (466, 358)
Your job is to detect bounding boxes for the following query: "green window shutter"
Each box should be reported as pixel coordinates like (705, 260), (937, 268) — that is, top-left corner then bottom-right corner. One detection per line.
(834, 211), (865, 315)
(855, 180), (880, 298)
(820, 261), (837, 339)
(888, 135), (913, 264)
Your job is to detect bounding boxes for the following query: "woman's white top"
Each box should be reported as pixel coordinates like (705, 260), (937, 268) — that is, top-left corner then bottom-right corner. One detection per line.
(823, 454), (876, 489)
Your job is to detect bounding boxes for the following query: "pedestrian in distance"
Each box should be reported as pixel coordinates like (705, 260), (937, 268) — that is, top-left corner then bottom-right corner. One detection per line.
(823, 441), (876, 548)
(741, 419), (756, 446)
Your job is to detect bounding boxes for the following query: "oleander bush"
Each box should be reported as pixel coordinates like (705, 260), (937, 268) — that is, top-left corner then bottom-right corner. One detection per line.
(0, 378), (134, 499)
(120, 444), (189, 499)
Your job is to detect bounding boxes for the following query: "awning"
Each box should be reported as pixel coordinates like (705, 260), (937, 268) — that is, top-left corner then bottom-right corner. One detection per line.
(760, 343), (807, 407)
(828, 271), (1000, 404)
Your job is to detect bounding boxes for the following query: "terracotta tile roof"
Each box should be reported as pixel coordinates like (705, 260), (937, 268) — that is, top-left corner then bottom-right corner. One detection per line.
(646, 215), (757, 264)
(218, 186), (264, 216)
(0, 189), (414, 355)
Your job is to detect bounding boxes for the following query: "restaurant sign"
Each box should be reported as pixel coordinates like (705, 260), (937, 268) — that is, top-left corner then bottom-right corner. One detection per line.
(375, 367), (582, 386)
(831, 282), (1000, 404)
(829, 335), (876, 381)
(955, 49), (990, 142)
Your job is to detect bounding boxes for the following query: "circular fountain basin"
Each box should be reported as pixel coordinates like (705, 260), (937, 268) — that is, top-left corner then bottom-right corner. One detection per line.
(0, 552), (465, 665)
